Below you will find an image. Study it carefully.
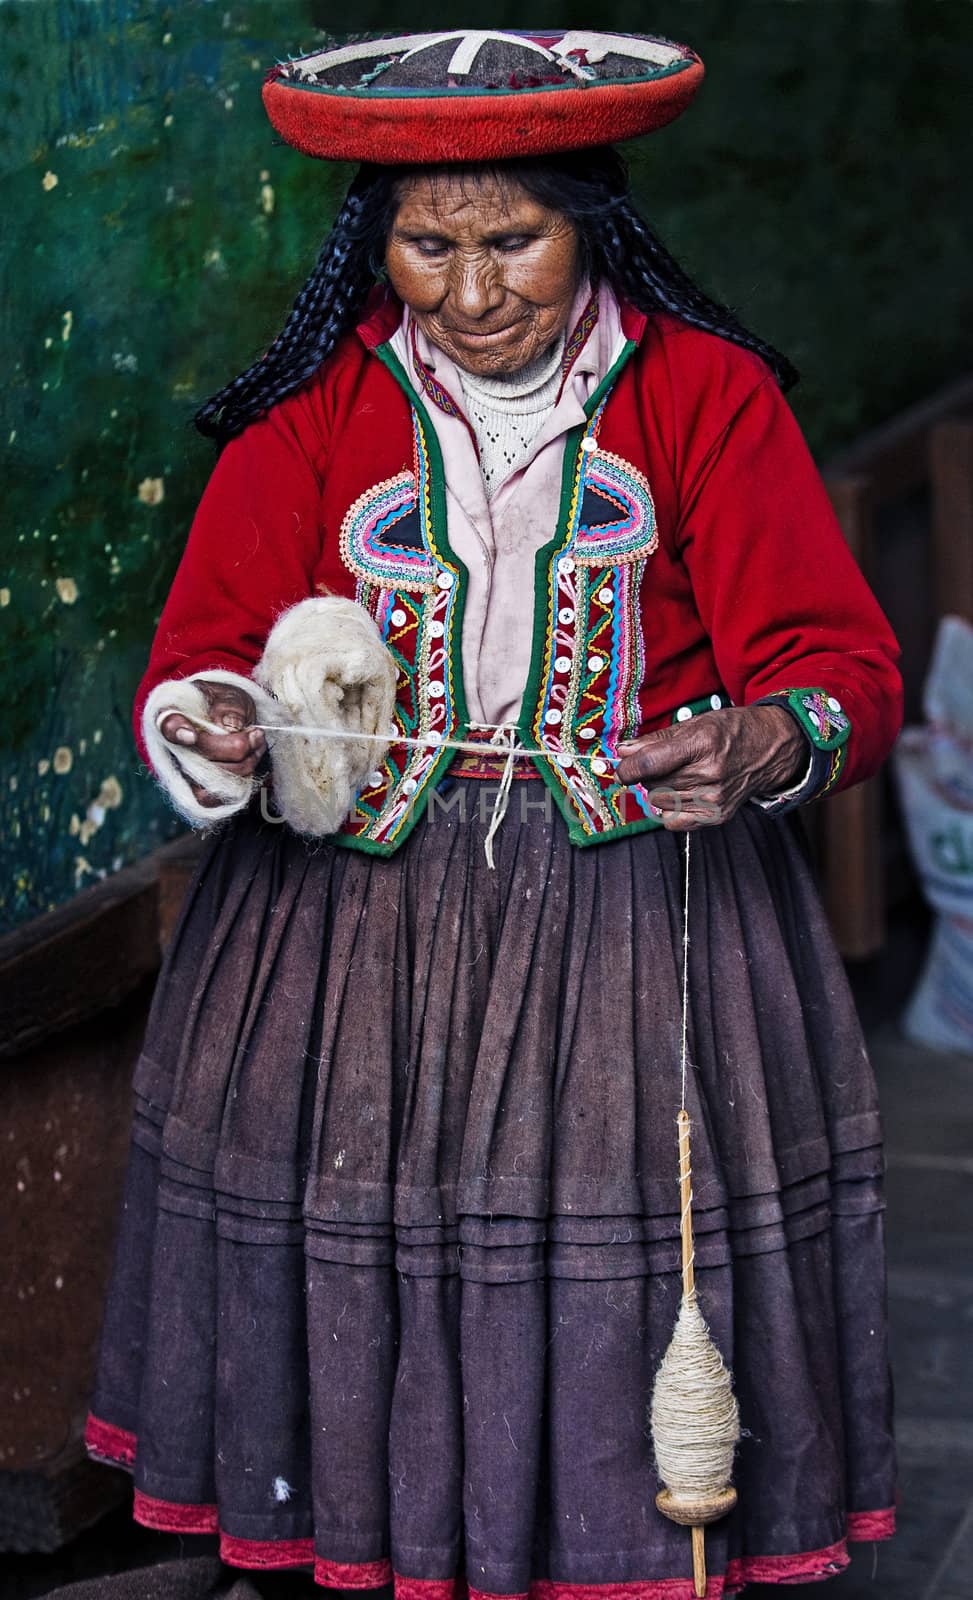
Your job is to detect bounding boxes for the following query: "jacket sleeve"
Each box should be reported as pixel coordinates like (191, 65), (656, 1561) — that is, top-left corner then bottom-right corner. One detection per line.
(669, 352), (903, 800)
(133, 387), (329, 818)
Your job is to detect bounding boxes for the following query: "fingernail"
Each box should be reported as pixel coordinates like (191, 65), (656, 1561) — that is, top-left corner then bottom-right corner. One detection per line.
(174, 729), (196, 745)
(248, 729), (262, 750)
(222, 716), (243, 732)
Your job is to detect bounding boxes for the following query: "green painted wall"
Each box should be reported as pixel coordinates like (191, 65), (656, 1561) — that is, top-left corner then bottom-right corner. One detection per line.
(2, 1), (971, 929)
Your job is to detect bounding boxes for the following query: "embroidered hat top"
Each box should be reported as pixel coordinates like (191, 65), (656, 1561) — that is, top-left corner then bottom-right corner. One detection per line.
(262, 30), (704, 164)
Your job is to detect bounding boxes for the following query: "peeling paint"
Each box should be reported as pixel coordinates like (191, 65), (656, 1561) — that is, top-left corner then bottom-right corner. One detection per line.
(137, 477), (165, 505)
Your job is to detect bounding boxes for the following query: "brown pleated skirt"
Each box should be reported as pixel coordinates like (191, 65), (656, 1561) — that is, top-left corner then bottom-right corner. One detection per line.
(86, 778), (896, 1598)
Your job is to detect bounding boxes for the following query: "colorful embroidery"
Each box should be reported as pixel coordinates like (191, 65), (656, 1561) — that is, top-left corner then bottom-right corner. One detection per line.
(338, 409), (460, 849)
(559, 293), (599, 383)
(573, 449), (658, 565)
(409, 322), (463, 420)
(339, 470), (437, 592)
(819, 745), (847, 794)
(756, 686), (852, 751)
(800, 690), (851, 745)
(527, 408), (663, 838)
(333, 334), (702, 853)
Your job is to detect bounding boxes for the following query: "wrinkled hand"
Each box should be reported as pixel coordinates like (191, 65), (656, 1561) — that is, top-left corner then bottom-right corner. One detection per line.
(160, 681), (266, 809)
(614, 706), (807, 831)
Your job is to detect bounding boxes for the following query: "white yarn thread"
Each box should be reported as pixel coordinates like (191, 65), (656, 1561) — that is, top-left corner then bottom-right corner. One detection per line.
(479, 722), (518, 870)
(172, 712), (617, 769)
(169, 710), (599, 869)
(650, 831), (741, 1506)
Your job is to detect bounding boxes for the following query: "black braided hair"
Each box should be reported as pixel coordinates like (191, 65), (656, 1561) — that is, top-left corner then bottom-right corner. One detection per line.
(196, 148), (796, 445)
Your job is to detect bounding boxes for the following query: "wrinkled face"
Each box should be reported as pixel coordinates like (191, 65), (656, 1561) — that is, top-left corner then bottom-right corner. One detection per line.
(384, 171), (581, 377)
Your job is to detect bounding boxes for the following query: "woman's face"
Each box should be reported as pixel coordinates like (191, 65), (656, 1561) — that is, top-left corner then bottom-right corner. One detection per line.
(385, 171), (581, 378)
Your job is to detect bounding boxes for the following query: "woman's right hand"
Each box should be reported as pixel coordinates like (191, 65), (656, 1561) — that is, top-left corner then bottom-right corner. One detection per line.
(159, 681), (267, 809)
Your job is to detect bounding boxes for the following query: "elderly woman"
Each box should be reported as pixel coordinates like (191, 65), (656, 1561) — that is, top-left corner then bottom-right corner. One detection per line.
(86, 31), (901, 1600)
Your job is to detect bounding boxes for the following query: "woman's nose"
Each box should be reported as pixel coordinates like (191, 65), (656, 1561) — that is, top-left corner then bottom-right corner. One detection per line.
(448, 255), (505, 319)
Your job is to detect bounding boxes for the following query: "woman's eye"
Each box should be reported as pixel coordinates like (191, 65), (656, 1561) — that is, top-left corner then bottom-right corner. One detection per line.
(494, 235), (532, 253)
(415, 239), (450, 257)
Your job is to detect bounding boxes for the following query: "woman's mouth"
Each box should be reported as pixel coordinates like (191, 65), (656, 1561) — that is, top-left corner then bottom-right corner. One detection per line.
(448, 323), (521, 343)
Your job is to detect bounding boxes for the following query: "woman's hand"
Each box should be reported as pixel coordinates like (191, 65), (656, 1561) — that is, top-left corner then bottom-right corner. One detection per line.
(615, 705), (807, 830)
(159, 681), (267, 810)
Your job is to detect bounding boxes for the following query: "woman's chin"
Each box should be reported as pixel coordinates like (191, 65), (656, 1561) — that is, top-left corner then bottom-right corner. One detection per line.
(447, 334), (539, 376)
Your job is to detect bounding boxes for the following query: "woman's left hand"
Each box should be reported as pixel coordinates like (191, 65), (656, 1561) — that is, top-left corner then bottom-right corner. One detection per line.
(614, 705), (808, 830)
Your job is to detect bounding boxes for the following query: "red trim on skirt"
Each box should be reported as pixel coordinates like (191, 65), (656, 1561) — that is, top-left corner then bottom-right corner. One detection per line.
(315, 1557), (395, 1588)
(135, 1491), (218, 1535)
(85, 1413), (895, 1594)
(847, 1506), (897, 1541)
(84, 1413), (137, 1467)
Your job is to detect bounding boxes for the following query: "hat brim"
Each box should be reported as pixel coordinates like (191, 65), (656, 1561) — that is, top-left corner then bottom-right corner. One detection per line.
(262, 61), (704, 165)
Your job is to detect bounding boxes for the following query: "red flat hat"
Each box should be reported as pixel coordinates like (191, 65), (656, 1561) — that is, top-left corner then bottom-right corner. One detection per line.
(262, 30), (703, 165)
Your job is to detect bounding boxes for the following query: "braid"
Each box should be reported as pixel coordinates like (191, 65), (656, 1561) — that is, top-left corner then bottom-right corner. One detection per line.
(194, 166), (397, 444)
(591, 198), (798, 391)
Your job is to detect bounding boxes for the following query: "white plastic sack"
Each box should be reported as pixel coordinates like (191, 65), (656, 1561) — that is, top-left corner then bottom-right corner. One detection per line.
(893, 615), (973, 1054)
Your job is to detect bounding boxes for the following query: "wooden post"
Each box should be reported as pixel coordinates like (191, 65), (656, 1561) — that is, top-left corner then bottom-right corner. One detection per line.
(677, 1109), (695, 1301)
(821, 474), (885, 959)
(930, 418), (973, 625)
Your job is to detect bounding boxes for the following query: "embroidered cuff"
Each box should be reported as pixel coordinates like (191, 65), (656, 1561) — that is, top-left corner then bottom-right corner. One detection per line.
(748, 688), (850, 813)
(142, 669), (279, 827)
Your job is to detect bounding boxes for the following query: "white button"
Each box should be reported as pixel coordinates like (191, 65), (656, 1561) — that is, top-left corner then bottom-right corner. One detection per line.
(587, 654), (605, 673)
(390, 608), (407, 626)
(710, 694), (723, 710)
(544, 709), (562, 725)
(558, 607), (575, 625)
(826, 696), (842, 712)
(436, 571), (455, 590)
(591, 758), (609, 775)
(368, 770), (384, 787)
(555, 753), (574, 768)
(425, 730), (443, 746)
(808, 708), (821, 728)
(558, 557), (576, 574)
(554, 655), (572, 673)
(402, 777), (418, 795)
(580, 437), (598, 453)
(676, 706), (693, 722)
(429, 619), (445, 638)
(579, 727), (597, 740)
(597, 587), (613, 605)
(428, 681), (445, 698)
(387, 725), (399, 739)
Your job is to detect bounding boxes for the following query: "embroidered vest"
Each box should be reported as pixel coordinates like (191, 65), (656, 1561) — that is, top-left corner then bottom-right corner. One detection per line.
(320, 332), (725, 855)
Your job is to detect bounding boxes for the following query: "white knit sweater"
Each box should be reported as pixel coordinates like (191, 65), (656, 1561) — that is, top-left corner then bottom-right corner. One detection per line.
(456, 336), (566, 497)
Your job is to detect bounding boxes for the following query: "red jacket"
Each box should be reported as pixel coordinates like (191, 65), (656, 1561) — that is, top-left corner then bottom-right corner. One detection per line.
(137, 295), (902, 851)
